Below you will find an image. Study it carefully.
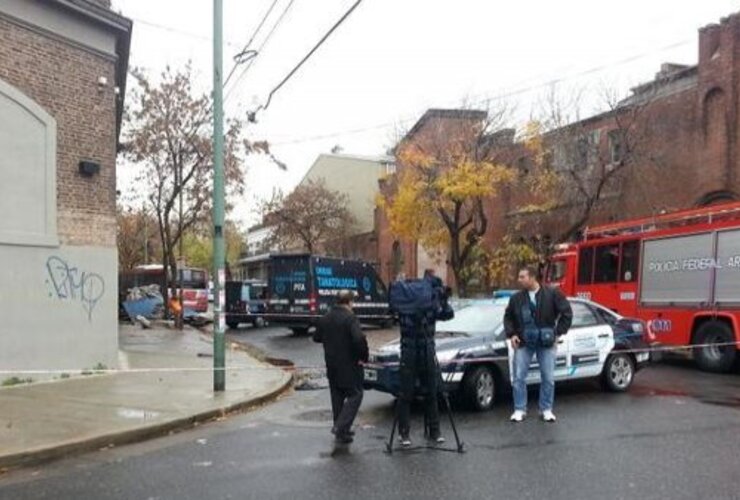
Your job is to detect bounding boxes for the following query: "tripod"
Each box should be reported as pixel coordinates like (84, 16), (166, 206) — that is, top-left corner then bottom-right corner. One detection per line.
(385, 349), (465, 454)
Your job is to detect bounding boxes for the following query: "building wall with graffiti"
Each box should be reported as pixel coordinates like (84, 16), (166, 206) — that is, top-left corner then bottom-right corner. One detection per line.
(0, 1), (130, 372)
(0, 246), (118, 372)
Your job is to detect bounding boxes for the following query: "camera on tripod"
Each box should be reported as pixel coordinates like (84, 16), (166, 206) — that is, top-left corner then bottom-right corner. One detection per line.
(386, 271), (463, 453)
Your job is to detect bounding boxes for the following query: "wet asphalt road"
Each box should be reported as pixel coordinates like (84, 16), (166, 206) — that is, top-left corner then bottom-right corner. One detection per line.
(2, 326), (740, 500)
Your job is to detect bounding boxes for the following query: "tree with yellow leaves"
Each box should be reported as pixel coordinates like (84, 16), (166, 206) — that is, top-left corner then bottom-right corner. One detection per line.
(380, 111), (514, 295)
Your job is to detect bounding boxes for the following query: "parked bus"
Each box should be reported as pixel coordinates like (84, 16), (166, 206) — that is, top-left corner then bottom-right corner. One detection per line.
(545, 201), (740, 372)
(121, 264), (210, 313)
(266, 254), (393, 335)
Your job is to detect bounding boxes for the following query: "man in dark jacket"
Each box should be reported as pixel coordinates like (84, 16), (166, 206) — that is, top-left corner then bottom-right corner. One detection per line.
(504, 266), (573, 423)
(313, 290), (369, 444)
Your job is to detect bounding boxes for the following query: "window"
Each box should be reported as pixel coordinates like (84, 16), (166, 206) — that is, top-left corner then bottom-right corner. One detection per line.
(592, 305), (618, 326)
(620, 240), (640, 282)
(547, 260), (566, 282)
(570, 302), (600, 328)
(594, 244), (620, 283)
(608, 129), (625, 164)
(578, 247), (594, 285)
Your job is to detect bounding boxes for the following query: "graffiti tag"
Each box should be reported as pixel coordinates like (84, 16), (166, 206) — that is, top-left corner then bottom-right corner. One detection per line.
(45, 256), (105, 321)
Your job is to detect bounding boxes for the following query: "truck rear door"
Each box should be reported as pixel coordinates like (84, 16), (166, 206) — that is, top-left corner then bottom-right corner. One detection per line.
(269, 256), (311, 316)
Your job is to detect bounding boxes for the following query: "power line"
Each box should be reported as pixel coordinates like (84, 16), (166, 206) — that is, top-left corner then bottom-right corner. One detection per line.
(130, 16), (240, 48)
(270, 38), (693, 147)
(223, 0), (281, 89)
(224, 0), (298, 104)
(254, 0), (364, 114)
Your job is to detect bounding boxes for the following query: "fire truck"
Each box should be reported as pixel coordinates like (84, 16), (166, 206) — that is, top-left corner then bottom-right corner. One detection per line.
(545, 202), (740, 373)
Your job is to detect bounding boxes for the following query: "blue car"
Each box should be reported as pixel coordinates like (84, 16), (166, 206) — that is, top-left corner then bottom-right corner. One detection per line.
(363, 298), (650, 411)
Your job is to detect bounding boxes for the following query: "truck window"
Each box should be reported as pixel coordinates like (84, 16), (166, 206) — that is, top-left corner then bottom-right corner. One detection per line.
(548, 260), (566, 282)
(620, 240), (639, 283)
(578, 247), (594, 285)
(594, 244), (619, 283)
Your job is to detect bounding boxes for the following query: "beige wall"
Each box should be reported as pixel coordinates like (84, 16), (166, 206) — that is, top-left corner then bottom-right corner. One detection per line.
(302, 154), (391, 234)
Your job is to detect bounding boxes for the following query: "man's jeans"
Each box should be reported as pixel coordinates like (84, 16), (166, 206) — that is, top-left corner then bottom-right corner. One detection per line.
(512, 344), (556, 412)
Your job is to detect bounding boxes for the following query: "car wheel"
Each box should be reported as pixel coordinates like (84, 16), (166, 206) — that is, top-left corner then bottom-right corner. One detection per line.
(463, 366), (496, 411)
(226, 321), (240, 330)
(252, 317), (266, 328)
(694, 321), (736, 373)
(602, 353), (635, 392)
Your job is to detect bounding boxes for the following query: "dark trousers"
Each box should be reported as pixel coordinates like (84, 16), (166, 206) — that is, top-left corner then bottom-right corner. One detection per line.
(398, 342), (440, 437)
(329, 382), (363, 436)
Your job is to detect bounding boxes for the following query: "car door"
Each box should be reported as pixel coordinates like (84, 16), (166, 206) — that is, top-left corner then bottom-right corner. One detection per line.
(566, 301), (614, 380)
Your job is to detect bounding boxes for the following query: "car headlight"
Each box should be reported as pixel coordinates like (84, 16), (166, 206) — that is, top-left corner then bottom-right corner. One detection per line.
(435, 350), (460, 365)
(631, 322), (644, 333)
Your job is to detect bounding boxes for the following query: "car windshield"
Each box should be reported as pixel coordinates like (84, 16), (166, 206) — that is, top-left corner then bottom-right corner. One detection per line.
(436, 304), (505, 337)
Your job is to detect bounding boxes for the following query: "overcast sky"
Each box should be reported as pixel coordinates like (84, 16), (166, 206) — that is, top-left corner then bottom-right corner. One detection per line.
(113, 0), (740, 227)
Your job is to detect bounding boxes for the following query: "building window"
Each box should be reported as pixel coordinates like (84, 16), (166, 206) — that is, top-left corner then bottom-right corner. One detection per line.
(608, 129), (625, 164)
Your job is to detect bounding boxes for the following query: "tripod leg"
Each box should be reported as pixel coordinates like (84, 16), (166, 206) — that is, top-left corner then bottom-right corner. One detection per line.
(441, 391), (464, 453)
(435, 356), (465, 453)
(386, 397), (400, 454)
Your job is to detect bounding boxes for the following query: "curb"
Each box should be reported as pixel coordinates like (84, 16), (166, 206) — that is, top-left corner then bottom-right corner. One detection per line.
(0, 371), (293, 471)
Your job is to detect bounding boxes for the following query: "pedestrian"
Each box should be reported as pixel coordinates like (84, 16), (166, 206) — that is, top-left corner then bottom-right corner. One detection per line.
(504, 265), (573, 423)
(313, 290), (369, 444)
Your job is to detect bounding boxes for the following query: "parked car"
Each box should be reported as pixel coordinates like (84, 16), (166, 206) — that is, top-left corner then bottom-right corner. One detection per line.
(225, 280), (268, 329)
(363, 298), (651, 411)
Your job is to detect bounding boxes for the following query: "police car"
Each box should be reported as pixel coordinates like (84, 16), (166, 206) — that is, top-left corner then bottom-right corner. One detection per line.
(363, 297), (651, 411)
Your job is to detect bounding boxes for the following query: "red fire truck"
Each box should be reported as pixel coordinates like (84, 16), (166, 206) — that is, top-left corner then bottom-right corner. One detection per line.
(545, 202), (740, 373)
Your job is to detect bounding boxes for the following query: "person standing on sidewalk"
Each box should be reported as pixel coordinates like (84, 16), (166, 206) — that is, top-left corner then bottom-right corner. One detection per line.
(504, 266), (573, 423)
(313, 290), (369, 444)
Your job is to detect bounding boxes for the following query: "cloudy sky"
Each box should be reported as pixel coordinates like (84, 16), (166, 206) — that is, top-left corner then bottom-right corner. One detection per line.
(113, 0), (740, 227)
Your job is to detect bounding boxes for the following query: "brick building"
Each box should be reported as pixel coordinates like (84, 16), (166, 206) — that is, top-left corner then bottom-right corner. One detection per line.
(0, 0), (131, 372)
(377, 12), (740, 291)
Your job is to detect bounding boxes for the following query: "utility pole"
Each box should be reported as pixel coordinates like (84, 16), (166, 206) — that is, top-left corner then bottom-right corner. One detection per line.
(212, 0), (226, 391)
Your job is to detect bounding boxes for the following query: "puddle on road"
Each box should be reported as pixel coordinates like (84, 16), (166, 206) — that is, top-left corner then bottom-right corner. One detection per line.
(295, 409), (333, 423)
(117, 408), (161, 420)
(630, 385), (740, 410)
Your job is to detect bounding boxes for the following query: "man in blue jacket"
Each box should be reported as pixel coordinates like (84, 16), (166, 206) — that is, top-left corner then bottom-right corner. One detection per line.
(504, 266), (572, 423)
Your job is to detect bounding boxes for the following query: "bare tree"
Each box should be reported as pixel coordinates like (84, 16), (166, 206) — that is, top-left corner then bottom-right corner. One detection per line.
(527, 84), (655, 243)
(261, 179), (356, 255)
(123, 63), (268, 320)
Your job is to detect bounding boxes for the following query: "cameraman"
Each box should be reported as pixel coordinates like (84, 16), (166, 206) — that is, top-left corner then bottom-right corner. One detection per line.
(395, 269), (453, 448)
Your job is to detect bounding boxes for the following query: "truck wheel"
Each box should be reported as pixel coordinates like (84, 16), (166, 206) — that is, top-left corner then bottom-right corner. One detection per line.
(462, 366), (496, 411)
(252, 317), (265, 328)
(227, 321), (240, 330)
(291, 327), (309, 336)
(694, 321), (736, 373)
(601, 353), (635, 392)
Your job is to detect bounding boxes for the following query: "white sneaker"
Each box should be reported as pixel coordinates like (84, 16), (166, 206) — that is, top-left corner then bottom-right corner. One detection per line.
(510, 410), (526, 422)
(542, 410), (557, 422)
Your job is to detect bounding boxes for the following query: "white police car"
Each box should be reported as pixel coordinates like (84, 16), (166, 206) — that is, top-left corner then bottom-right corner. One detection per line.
(364, 298), (651, 411)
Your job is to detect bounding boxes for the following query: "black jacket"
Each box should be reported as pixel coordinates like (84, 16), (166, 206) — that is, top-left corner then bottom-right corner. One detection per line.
(504, 286), (573, 343)
(313, 306), (369, 388)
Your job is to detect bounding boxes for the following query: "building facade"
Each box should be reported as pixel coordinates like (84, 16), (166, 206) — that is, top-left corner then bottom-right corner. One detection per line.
(377, 12), (740, 290)
(296, 153), (394, 263)
(0, 0), (131, 372)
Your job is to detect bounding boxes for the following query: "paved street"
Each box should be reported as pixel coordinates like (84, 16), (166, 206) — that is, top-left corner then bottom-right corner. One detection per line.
(2, 325), (740, 499)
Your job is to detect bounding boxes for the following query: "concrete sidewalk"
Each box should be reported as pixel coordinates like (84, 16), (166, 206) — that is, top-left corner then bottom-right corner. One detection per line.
(0, 325), (292, 469)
